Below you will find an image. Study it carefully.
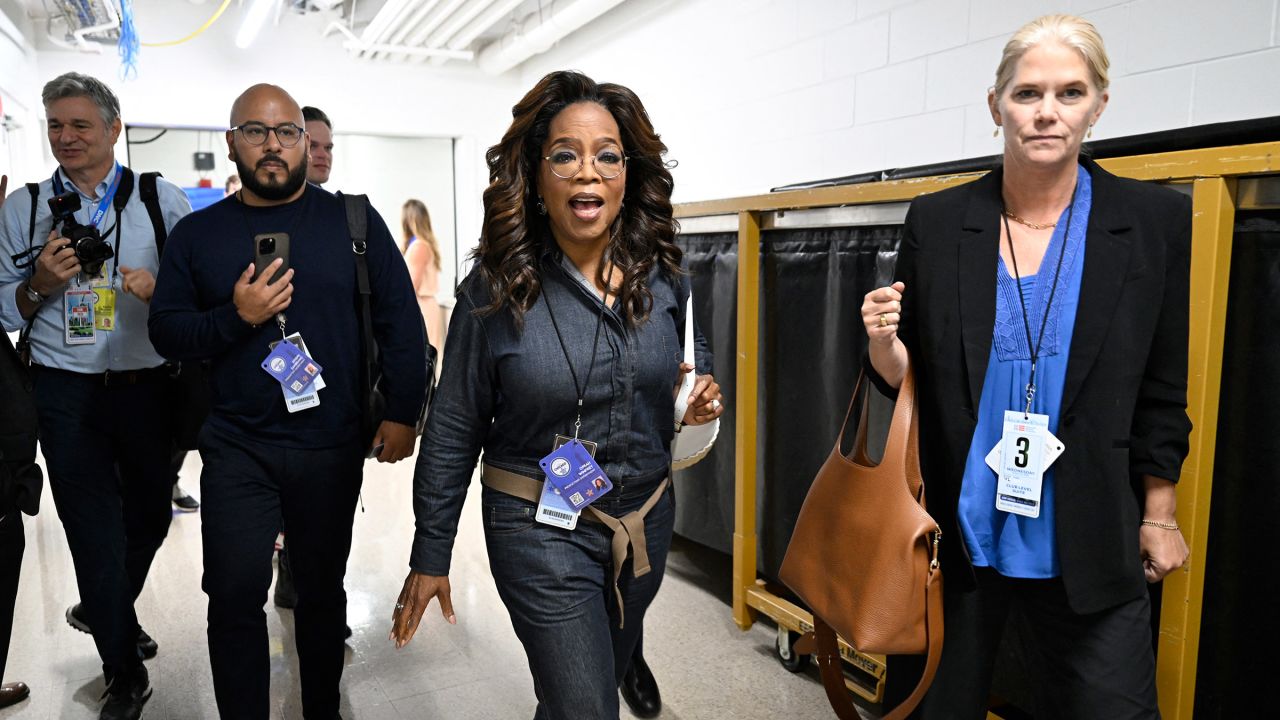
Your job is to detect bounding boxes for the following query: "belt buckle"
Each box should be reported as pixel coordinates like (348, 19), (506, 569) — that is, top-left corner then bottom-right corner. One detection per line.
(102, 369), (113, 387)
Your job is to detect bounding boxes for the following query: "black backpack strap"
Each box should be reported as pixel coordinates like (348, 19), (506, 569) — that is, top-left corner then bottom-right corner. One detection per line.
(113, 166), (135, 216)
(340, 193), (379, 394)
(25, 183), (39, 248)
(137, 171), (167, 256)
(16, 183), (43, 366)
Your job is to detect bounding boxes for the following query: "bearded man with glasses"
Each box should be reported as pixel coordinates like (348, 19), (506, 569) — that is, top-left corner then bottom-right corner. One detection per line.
(148, 84), (427, 719)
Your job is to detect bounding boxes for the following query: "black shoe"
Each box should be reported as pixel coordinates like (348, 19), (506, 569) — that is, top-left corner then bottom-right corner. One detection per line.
(67, 604), (159, 660)
(344, 624), (352, 640)
(620, 653), (661, 718)
(172, 483), (200, 512)
(100, 665), (152, 720)
(274, 548), (298, 609)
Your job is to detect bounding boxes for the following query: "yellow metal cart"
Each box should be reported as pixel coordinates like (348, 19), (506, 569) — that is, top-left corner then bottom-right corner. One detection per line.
(672, 141), (1280, 719)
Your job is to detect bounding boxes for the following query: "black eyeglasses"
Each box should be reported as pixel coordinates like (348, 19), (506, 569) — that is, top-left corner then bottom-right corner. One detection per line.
(231, 122), (305, 148)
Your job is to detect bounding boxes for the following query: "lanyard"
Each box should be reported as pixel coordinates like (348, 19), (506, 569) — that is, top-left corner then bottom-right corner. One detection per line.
(236, 188), (308, 337)
(1001, 182), (1078, 417)
(541, 267), (608, 440)
(53, 163), (122, 230)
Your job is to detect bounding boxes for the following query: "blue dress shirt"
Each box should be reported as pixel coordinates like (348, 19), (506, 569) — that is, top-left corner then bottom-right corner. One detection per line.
(0, 166), (191, 372)
(956, 164), (1092, 579)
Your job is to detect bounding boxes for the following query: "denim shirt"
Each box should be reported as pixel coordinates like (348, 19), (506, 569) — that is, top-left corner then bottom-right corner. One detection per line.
(409, 247), (708, 575)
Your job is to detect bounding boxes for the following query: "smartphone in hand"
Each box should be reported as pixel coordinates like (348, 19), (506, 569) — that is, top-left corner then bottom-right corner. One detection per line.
(253, 233), (290, 283)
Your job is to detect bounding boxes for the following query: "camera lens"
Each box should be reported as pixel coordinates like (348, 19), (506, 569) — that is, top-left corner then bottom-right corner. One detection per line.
(259, 237), (276, 254)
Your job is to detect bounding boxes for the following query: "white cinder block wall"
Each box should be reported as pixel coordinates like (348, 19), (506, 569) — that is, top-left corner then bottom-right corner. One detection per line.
(520, 0), (1280, 202)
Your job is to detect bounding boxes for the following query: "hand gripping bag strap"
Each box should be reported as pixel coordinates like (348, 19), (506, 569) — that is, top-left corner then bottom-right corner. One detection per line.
(778, 359), (944, 719)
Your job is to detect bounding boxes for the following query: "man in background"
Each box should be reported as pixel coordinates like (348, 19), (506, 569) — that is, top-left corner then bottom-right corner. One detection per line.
(303, 106), (333, 186)
(149, 85), (425, 718)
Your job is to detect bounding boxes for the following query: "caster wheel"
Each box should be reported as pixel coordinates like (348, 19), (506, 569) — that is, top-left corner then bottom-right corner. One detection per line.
(776, 628), (811, 673)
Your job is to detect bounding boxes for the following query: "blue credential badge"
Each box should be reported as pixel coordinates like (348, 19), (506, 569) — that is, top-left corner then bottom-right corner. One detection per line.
(539, 439), (612, 512)
(261, 341), (323, 395)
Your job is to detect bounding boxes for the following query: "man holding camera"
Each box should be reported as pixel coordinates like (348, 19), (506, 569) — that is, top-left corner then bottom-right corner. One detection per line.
(0, 73), (191, 720)
(149, 84), (425, 719)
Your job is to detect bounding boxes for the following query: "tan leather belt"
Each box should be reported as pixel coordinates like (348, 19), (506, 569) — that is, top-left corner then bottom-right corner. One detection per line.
(481, 464), (669, 629)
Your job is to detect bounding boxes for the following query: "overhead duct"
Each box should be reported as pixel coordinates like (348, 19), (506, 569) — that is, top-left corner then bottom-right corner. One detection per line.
(477, 0), (626, 75)
(45, 0), (121, 52)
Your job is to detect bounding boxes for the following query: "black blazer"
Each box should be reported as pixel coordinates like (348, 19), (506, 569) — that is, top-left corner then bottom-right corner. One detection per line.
(0, 333), (41, 517)
(879, 158), (1192, 614)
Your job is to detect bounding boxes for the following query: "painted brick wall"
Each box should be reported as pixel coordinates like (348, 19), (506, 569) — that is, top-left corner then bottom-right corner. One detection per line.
(521, 0), (1280, 202)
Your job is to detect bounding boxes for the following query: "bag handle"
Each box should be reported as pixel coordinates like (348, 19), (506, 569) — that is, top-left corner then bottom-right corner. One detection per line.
(807, 563), (943, 720)
(835, 361), (917, 471)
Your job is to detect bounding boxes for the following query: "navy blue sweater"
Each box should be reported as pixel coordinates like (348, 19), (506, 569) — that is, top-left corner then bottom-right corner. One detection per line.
(149, 186), (427, 449)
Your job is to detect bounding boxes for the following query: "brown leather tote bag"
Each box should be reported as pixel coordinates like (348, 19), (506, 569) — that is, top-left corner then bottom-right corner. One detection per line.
(779, 361), (943, 720)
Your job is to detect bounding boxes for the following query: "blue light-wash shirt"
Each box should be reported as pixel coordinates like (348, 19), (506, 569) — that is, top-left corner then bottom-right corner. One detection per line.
(957, 164), (1091, 578)
(0, 166), (191, 372)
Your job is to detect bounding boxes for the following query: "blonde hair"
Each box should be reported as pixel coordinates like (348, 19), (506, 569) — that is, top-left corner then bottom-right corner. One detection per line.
(401, 199), (441, 270)
(994, 14), (1110, 96)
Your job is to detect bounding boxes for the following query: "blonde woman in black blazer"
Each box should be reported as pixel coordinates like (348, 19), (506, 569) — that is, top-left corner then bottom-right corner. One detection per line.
(862, 15), (1191, 719)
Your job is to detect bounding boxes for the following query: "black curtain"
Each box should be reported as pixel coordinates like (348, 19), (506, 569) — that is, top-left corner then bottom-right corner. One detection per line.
(756, 226), (903, 578)
(672, 226), (903, 566)
(1194, 210), (1280, 717)
(672, 232), (739, 552)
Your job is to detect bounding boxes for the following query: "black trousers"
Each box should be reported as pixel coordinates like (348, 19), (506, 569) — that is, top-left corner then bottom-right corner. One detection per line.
(886, 567), (1158, 720)
(0, 509), (22, 681)
(198, 423), (363, 719)
(32, 366), (174, 678)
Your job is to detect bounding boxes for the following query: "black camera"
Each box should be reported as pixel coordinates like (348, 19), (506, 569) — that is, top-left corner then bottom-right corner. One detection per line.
(48, 192), (113, 276)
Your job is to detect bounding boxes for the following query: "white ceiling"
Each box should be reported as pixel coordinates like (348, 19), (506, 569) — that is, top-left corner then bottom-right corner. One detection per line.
(21, 0), (625, 74)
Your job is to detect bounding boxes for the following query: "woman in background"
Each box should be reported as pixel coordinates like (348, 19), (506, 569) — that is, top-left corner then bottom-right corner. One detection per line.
(401, 199), (443, 352)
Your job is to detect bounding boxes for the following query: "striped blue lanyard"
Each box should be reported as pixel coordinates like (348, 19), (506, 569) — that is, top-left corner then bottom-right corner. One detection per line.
(52, 163), (123, 229)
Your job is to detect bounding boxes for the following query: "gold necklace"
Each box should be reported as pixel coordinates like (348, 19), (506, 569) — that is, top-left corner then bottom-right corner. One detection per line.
(1002, 210), (1056, 230)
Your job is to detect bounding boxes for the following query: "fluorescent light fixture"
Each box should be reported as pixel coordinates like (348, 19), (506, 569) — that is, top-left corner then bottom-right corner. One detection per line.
(235, 0), (276, 49)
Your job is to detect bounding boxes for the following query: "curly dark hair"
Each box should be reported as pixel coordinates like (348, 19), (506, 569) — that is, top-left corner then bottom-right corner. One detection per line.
(473, 70), (682, 328)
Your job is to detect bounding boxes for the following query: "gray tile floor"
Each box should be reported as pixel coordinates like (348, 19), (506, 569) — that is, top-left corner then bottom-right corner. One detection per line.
(1, 452), (875, 719)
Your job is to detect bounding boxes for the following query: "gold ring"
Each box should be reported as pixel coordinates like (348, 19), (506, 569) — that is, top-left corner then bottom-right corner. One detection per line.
(879, 313), (888, 327)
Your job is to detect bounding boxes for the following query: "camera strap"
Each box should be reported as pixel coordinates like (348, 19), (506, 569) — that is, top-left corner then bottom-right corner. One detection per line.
(51, 163), (123, 230)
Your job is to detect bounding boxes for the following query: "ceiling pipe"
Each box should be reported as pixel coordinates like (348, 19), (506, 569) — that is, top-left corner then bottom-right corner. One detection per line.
(477, 0), (626, 76)
(341, 41), (474, 60)
(423, 0), (497, 50)
(375, 0), (442, 62)
(389, 0), (466, 61)
(426, 0), (522, 66)
(356, 0), (416, 59)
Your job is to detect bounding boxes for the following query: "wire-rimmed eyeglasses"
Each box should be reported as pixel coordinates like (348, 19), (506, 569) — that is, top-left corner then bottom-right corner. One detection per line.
(543, 149), (627, 180)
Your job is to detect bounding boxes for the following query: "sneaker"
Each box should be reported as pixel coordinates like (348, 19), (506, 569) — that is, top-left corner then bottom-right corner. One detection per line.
(99, 664), (152, 720)
(66, 604), (159, 660)
(172, 483), (200, 511)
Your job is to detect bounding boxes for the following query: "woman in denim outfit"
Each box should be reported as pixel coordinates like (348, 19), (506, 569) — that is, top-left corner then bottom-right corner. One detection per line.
(390, 71), (723, 720)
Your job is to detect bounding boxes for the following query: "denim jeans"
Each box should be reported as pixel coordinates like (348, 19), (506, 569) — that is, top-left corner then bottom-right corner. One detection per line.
(483, 477), (675, 720)
(198, 423), (363, 719)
